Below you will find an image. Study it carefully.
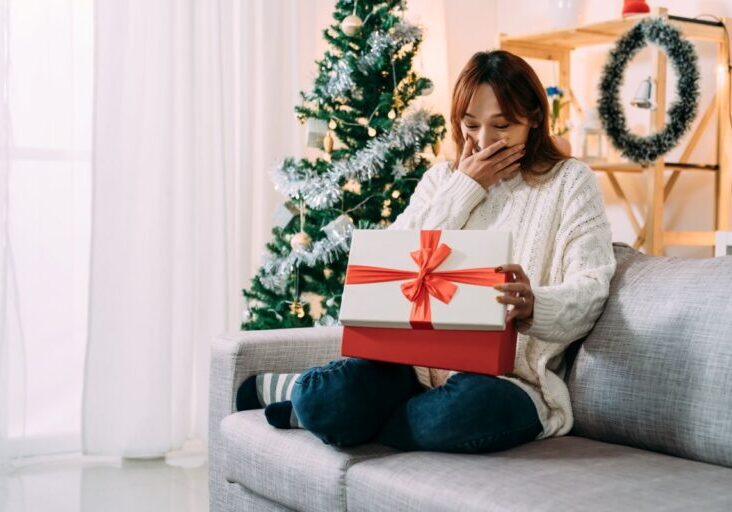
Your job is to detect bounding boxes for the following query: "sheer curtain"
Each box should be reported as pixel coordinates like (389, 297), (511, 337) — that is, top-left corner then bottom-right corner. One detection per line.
(82, 0), (240, 457)
(1, 0), (94, 470)
(0, 0), (341, 469)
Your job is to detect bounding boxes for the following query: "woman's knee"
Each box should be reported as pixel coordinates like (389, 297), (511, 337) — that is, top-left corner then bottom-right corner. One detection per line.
(291, 357), (419, 446)
(377, 372), (542, 453)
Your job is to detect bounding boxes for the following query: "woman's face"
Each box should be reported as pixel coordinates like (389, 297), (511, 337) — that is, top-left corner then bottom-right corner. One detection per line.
(460, 83), (533, 151)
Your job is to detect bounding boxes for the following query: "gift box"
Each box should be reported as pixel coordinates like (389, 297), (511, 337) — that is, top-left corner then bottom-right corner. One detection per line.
(339, 229), (517, 376)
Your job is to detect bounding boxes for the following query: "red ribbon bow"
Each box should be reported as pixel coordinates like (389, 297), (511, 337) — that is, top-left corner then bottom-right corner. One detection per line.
(344, 230), (504, 329)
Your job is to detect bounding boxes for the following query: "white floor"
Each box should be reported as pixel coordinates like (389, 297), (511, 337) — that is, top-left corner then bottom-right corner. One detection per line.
(1, 443), (208, 512)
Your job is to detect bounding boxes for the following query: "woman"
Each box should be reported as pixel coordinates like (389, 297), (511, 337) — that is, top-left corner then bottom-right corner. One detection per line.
(236, 50), (617, 454)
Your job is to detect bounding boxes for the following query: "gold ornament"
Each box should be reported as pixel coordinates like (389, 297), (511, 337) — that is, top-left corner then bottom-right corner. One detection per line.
(387, 109), (396, 120)
(356, 117), (368, 126)
(381, 206), (392, 217)
(432, 139), (441, 156)
(328, 119), (337, 129)
(342, 178), (362, 194)
(391, 189), (401, 198)
(289, 299), (305, 318)
(383, 198), (391, 206)
(323, 267), (333, 279)
(290, 231), (312, 250)
(368, 127), (377, 137)
(393, 95), (405, 111)
(323, 131), (334, 153)
(340, 14), (363, 36)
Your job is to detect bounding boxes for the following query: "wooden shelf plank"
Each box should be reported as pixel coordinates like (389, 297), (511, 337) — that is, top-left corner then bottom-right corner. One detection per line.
(582, 160), (719, 172)
(499, 12), (725, 51)
(664, 231), (717, 246)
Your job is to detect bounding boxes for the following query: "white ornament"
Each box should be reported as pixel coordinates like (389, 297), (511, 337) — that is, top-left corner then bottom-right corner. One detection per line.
(341, 15), (363, 37)
(305, 118), (329, 149)
(272, 202), (295, 228)
(321, 214), (354, 244)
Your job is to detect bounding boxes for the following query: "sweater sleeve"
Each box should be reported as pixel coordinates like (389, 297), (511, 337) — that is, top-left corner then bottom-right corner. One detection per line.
(387, 162), (487, 230)
(515, 163), (617, 344)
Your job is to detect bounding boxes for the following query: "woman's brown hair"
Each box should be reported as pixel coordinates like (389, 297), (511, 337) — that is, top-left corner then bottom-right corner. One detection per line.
(450, 50), (567, 182)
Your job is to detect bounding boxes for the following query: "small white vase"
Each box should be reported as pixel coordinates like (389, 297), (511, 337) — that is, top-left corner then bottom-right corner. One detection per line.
(549, 0), (585, 29)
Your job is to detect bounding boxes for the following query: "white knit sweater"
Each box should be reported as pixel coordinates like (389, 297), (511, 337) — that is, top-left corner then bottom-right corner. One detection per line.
(387, 157), (617, 439)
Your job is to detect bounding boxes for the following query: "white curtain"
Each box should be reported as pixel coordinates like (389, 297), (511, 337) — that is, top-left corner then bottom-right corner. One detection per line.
(82, 0), (240, 457)
(1, 0), (95, 470)
(0, 0), (338, 469)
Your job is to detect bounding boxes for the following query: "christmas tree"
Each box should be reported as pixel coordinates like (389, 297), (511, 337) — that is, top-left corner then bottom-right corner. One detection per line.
(242, 0), (446, 330)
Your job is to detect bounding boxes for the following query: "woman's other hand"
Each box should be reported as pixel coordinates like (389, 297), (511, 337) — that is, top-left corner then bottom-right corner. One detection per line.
(456, 134), (525, 190)
(493, 263), (534, 323)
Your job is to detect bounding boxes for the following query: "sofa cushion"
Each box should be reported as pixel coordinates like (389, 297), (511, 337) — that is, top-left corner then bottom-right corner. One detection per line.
(566, 243), (732, 467)
(346, 436), (732, 512)
(219, 410), (398, 512)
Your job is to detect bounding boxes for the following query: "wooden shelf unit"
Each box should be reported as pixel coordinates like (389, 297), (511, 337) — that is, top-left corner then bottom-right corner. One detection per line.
(500, 7), (732, 256)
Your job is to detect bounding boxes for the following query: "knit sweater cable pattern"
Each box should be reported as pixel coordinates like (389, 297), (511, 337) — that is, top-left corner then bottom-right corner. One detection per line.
(385, 158), (617, 439)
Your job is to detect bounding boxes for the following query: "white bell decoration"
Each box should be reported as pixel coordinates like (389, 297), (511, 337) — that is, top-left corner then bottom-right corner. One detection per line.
(631, 76), (656, 110)
(341, 14), (363, 36)
(321, 213), (354, 244)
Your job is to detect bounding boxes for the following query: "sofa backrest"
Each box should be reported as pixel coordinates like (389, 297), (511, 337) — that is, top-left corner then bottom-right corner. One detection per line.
(566, 242), (732, 468)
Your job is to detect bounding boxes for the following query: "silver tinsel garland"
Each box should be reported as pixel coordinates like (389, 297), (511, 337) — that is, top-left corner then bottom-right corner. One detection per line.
(271, 108), (432, 209)
(358, 22), (422, 74)
(257, 217), (381, 295)
(324, 59), (357, 99)
(322, 21), (422, 100)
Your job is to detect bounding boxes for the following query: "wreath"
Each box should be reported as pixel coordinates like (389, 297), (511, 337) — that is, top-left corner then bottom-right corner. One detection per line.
(597, 17), (700, 164)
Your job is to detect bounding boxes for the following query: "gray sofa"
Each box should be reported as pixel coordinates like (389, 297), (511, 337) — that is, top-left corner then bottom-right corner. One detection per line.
(209, 242), (732, 511)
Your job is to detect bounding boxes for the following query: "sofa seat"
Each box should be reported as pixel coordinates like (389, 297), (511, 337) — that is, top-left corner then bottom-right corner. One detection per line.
(219, 410), (399, 512)
(345, 435), (732, 512)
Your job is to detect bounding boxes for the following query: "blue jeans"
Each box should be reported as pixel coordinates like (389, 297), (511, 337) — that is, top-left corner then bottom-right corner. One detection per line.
(290, 357), (543, 453)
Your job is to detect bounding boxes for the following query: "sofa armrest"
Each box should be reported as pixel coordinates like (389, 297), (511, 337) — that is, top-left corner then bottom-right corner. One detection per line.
(209, 325), (343, 432)
(208, 326), (342, 509)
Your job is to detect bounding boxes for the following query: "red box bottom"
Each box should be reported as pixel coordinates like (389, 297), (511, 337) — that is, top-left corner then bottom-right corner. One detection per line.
(341, 322), (517, 376)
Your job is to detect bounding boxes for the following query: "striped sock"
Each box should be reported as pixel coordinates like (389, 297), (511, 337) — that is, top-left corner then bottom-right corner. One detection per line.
(264, 400), (303, 429)
(256, 372), (301, 407)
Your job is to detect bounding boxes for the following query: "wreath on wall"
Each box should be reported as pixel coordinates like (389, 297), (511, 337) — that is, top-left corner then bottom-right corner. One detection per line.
(597, 17), (700, 164)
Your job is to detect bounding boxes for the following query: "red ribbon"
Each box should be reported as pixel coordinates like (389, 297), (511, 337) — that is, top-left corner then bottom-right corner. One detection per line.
(344, 230), (504, 329)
